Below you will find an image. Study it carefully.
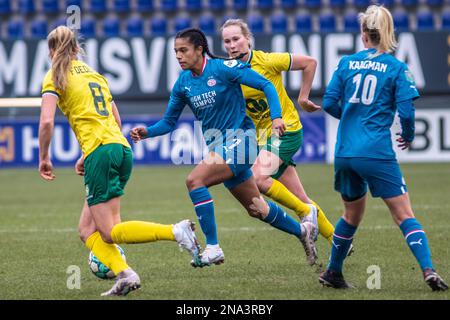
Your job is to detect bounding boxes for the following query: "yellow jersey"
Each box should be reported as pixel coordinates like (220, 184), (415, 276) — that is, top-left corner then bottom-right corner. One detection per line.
(241, 50), (302, 145)
(41, 60), (130, 158)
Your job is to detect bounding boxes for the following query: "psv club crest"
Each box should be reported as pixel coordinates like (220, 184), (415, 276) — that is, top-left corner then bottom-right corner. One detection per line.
(207, 78), (216, 87)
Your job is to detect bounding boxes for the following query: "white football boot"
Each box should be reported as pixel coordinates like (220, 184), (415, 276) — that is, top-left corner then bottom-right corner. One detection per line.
(191, 244), (225, 268)
(173, 219), (202, 266)
(299, 221), (318, 266)
(301, 204), (319, 241)
(101, 268), (141, 296)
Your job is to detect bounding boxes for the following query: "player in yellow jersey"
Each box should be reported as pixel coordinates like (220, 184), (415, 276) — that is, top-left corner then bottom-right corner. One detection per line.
(38, 26), (201, 296)
(221, 19), (352, 258)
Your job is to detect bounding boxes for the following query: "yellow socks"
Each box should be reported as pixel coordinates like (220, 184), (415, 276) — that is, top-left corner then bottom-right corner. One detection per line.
(85, 231), (129, 275)
(265, 179), (336, 245)
(310, 200), (335, 244)
(110, 221), (175, 244)
(266, 179), (311, 217)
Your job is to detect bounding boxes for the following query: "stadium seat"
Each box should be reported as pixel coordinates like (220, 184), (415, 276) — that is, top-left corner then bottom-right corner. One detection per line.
(256, 0), (274, 10)
(174, 16), (192, 32)
(31, 19), (48, 39)
(113, 0), (131, 13)
(232, 0), (248, 11)
(137, 0), (153, 12)
(304, 0), (321, 9)
(7, 19), (25, 39)
(80, 18), (96, 38)
(186, 0), (202, 11)
(319, 12), (336, 32)
(401, 0), (417, 7)
(248, 15), (265, 34)
(103, 17), (121, 37)
(161, 0), (178, 12)
(209, 0), (225, 12)
(199, 15), (216, 35)
(221, 14), (239, 26)
(52, 17), (67, 29)
(377, 0), (394, 7)
(426, 0), (443, 7)
(416, 11), (435, 30)
(271, 14), (288, 34)
(42, 0), (59, 14)
(151, 16), (167, 35)
(126, 17), (144, 37)
(89, 0), (107, 13)
(329, 0), (345, 9)
(442, 10), (450, 30)
(344, 12), (359, 32)
(281, 0), (297, 9)
(295, 13), (312, 33)
(18, 0), (35, 14)
(353, 0), (370, 8)
(66, 0), (83, 9)
(393, 11), (409, 32)
(0, 0), (11, 15)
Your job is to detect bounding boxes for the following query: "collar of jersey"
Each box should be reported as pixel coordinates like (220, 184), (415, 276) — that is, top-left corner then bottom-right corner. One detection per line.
(246, 50), (253, 64)
(191, 57), (208, 77)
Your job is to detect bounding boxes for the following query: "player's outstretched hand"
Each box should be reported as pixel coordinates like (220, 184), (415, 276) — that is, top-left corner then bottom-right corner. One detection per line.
(39, 160), (55, 181)
(396, 133), (411, 150)
(272, 118), (286, 137)
(299, 98), (322, 113)
(130, 127), (148, 142)
(75, 156), (85, 176)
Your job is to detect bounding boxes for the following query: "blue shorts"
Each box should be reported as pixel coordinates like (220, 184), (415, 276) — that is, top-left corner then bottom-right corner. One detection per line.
(334, 157), (408, 201)
(210, 131), (258, 190)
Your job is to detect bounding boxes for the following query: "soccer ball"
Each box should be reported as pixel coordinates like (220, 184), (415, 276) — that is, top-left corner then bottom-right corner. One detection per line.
(88, 245), (126, 280)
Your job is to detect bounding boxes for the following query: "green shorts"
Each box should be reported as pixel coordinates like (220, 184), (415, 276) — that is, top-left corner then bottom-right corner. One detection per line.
(84, 143), (133, 207)
(262, 129), (303, 179)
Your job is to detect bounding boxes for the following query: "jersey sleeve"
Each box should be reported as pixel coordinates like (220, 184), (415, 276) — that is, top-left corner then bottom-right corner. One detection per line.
(41, 70), (62, 98)
(221, 60), (282, 120)
(323, 59), (345, 119)
(146, 79), (186, 137)
(395, 63), (420, 103)
(266, 52), (292, 73)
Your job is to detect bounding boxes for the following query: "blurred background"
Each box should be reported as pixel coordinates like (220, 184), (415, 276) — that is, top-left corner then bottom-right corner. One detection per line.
(0, 0), (449, 167)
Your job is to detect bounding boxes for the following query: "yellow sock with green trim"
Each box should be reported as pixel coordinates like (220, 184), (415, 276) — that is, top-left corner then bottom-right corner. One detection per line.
(110, 221), (175, 244)
(310, 200), (335, 244)
(85, 231), (129, 275)
(266, 179), (310, 217)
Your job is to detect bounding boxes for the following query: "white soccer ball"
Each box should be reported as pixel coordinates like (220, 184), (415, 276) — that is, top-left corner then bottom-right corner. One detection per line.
(88, 245), (126, 280)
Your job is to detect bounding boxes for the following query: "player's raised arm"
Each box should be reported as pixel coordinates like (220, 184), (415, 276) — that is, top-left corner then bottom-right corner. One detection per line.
(130, 82), (186, 142)
(290, 54), (321, 113)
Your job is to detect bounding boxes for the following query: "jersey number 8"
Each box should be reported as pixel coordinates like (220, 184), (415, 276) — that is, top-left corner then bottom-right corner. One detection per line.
(88, 82), (109, 116)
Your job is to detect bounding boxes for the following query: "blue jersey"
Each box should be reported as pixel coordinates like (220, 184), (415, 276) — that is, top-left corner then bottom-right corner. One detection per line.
(147, 58), (282, 149)
(324, 48), (419, 159)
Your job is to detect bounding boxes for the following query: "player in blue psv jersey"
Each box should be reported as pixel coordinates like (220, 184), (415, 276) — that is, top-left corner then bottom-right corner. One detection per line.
(319, 5), (447, 291)
(131, 28), (318, 267)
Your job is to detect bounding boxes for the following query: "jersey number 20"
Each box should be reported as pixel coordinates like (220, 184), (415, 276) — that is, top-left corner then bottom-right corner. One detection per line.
(88, 82), (109, 116)
(349, 74), (377, 105)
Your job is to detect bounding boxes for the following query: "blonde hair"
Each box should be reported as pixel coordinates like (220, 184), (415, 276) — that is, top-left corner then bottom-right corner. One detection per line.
(47, 26), (83, 90)
(220, 19), (253, 47)
(359, 5), (397, 53)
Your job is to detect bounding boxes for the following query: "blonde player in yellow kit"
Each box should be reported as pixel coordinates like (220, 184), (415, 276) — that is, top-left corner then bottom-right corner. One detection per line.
(38, 26), (201, 296)
(221, 19), (349, 257)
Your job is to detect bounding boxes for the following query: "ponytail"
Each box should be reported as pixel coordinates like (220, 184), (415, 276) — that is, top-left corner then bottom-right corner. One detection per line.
(359, 5), (397, 53)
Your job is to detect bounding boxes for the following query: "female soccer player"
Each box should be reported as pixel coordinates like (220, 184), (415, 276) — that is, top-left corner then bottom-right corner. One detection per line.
(38, 26), (202, 296)
(220, 19), (344, 256)
(319, 5), (448, 291)
(130, 28), (318, 267)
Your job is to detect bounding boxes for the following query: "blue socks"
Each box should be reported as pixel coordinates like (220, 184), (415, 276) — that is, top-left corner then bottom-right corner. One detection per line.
(328, 217), (357, 273)
(400, 218), (433, 271)
(263, 201), (301, 238)
(189, 187), (218, 245)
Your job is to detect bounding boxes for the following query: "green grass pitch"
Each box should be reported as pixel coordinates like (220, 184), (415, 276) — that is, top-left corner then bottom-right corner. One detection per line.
(0, 163), (449, 300)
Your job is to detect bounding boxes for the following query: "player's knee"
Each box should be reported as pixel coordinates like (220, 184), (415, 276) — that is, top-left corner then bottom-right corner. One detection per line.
(79, 225), (95, 243)
(251, 168), (270, 193)
(186, 174), (202, 191)
(98, 229), (114, 244)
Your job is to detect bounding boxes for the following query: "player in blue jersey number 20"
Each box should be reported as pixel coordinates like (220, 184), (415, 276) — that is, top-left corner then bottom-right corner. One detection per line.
(131, 28), (318, 268)
(318, 5), (448, 291)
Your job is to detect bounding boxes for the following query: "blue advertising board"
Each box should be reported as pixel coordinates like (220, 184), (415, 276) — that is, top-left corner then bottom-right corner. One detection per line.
(0, 114), (326, 168)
